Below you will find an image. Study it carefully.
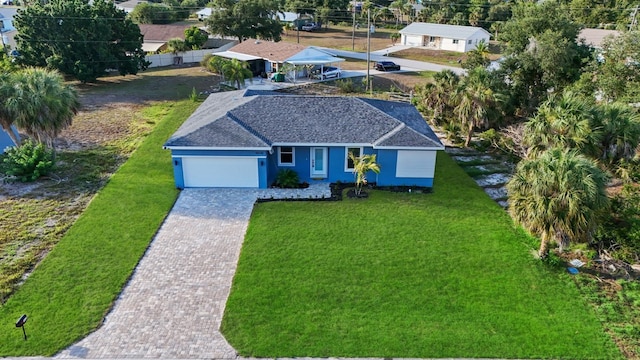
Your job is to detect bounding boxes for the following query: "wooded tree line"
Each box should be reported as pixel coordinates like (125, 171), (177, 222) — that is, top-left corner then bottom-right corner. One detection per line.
(414, 0), (640, 260)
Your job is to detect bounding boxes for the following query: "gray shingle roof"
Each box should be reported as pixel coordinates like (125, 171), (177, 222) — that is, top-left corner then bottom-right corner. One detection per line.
(399, 22), (490, 40)
(164, 90), (444, 150)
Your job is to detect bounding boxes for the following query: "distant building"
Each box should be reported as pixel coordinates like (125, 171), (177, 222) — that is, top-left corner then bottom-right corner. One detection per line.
(399, 22), (491, 53)
(578, 28), (621, 49)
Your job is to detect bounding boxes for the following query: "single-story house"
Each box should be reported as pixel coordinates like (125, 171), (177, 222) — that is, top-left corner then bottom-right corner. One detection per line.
(0, 126), (20, 154)
(196, 7), (213, 20)
(399, 22), (491, 53)
(578, 28), (620, 49)
(0, 6), (18, 49)
(214, 39), (344, 77)
(139, 24), (205, 52)
(115, 0), (147, 14)
(163, 90), (444, 189)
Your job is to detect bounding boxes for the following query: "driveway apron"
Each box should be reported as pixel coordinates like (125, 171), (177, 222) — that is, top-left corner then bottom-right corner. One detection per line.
(56, 189), (258, 359)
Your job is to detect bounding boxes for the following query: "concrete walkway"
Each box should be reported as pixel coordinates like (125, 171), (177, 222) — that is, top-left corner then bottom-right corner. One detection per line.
(55, 185), (330, 359)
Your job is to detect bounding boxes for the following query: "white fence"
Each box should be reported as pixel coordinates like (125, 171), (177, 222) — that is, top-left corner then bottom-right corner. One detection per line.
(145, 41), (237, 68)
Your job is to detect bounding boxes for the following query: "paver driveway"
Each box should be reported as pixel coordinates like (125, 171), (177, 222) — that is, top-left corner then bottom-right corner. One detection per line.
(56, 189), (258, 359)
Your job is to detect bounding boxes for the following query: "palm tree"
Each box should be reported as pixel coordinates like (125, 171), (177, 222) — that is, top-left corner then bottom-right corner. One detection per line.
(507, 148), (610, 258)
(222, 58), (253, 89)
(416, 69), (459, 125)
(4, 68), (79, 149)
(348, 152), (380, 196)
(523, 91), (599, 159)
(453, 67), (496, 147)
(166, 38), (188, 65)
(592, 102), (640, 166)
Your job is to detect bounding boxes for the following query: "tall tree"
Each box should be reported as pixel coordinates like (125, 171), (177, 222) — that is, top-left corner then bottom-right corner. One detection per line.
(184, 26), (209, 50)
(453, 67), (497, 147)
(415, 69), (459, 125)
(523, 91), (599, 159)
(497, 1), (590, 114)
(206, 0), (283, 42)
(507, 148), (610, 258)
(592, 102), (640, 166)
(2, 68), (79, 148)
(14, 0), (148, 83)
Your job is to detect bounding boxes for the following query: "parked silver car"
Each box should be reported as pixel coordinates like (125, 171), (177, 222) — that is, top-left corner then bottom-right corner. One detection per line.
(311, 66), (341, 80)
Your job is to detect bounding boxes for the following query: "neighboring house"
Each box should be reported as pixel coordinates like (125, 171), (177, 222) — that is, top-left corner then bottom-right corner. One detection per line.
(0, 6), (18, 49)
(215, 39), (344, 77)
(115, 0), (147, 13)
(196, 7), (212, 20)
(578, 28), (620, 49)
(0, 126), (20, 154)
(399, 22), (491, 52)
(275, 11), (299, 23)
(139, 24), (203, 52)
(164, 90), (444, 189)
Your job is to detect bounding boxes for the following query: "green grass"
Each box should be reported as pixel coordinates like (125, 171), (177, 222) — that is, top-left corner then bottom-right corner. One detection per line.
(0, 100), (198, 356)
(222, 152), (621, 359)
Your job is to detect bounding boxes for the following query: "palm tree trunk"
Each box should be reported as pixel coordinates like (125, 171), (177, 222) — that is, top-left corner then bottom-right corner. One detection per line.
(538, 235), (550, 259)
(465, 124), (473, 147)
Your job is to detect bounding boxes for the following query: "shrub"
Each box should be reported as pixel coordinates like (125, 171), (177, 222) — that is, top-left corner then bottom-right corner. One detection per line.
(336, 78), (359, 93)
(1, 140), (54, 182)
(275, 169), (300, 188)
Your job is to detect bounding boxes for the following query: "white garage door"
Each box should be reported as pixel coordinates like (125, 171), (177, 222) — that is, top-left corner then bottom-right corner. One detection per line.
(182, 157), (259, 188)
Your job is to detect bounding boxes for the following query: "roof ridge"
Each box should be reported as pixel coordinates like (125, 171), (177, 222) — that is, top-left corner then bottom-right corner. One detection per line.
(226, 110), (272, 147)
(373, 123), (405, 146)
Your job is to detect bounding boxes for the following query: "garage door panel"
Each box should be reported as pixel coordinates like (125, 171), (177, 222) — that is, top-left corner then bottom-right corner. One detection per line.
(183, 157), (259, 188)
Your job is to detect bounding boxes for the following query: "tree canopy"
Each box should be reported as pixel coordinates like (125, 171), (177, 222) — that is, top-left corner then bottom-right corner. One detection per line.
(14, 0), (149, 83)
(206, 0), (283, 42)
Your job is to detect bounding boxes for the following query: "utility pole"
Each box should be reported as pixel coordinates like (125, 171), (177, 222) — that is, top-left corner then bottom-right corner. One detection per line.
(297, 12), (300, 44)
(366, 8), (371, 95)
(351, 3), (356, 51)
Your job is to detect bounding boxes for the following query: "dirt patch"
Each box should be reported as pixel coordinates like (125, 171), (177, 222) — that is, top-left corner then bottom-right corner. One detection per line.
(281, 25), (398, 52)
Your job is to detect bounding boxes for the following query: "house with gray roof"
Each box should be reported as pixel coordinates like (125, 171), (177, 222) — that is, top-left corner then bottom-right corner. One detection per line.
(399, 22), (491, 53)
(0, 126), (20, 154)
(164, 90), (444, 188)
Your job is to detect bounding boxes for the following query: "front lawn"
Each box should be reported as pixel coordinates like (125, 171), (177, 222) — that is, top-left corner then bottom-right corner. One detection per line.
(222, 152), (621, 359)
(0, 100), (198, 356)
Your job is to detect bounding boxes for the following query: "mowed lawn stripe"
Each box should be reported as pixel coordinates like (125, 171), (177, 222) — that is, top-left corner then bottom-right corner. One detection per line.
(0, 101), (197, 356)
(222, 152), (621, 359)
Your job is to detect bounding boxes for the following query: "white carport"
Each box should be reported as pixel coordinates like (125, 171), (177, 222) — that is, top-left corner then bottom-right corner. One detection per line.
(284, 47), (345, 80)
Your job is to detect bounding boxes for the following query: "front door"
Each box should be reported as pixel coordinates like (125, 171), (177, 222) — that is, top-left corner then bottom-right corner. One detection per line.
(310, 147), (328, 178)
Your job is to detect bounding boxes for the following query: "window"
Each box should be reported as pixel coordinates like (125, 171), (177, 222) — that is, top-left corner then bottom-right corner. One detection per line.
(468, 39), (472, 44)
(278, 146), (294, 166)
(452, 39), (459, 44)
(345, 147), (362, 171)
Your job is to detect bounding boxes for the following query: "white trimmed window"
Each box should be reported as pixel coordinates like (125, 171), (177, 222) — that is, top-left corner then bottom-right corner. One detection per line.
(278, 146), (295, 166)
(452, 39), (459, 44)
(345, 147), (363, 171)
(468, 39), (472, 44)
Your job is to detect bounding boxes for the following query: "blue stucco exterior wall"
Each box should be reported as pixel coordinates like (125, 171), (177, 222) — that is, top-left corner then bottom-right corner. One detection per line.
(0, 126), (19, 154)
(268, 146), (377, 185)
(376, 149), (435, 187)
(169, 147), (438, 189)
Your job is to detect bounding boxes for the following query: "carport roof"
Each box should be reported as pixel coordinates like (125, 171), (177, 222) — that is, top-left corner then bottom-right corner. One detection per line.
(213, 51), (263, 61)
(164, 90), (444, 150)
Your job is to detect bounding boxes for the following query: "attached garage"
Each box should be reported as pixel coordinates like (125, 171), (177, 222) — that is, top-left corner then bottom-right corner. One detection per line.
(181, 156), (259, 188)
(402, 34), (424, 46)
